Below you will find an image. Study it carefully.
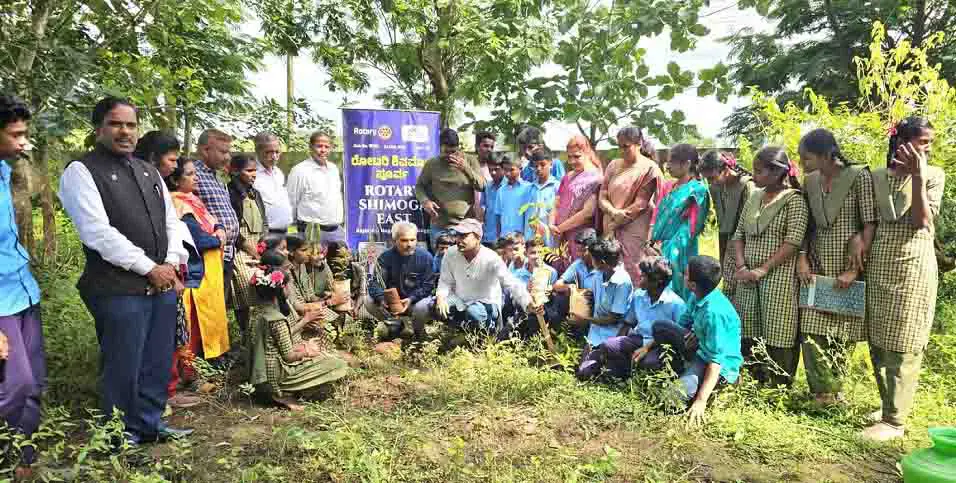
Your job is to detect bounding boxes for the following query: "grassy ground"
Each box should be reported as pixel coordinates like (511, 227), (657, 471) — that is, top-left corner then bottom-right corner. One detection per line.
(10, 221), (956, 482)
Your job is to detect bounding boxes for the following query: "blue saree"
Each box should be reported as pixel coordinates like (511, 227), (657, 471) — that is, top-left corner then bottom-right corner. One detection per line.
(651, 179), (710, 301)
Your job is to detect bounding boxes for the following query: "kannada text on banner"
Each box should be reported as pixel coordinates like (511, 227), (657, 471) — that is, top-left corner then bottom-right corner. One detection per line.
(341, 108), (440, 251)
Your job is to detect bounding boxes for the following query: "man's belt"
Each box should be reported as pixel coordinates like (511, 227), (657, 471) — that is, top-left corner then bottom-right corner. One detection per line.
(319, 224), (341, 232)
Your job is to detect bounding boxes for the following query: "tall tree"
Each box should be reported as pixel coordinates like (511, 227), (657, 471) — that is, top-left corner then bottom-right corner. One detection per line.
(0, 0), (155, 257)
(309, 0), (554, 126)
(99, 0), (262, 151)
(724, 0), (956, 139)
(464, 0), (733, 147)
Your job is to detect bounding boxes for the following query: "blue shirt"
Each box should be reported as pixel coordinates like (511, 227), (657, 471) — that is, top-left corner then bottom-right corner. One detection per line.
(0, 160), (41, 316)
(559, 259), (594, 286)
(524, 177), (559, 244)
(481, 179), (504, 243)
(680, 289), (743, 383)
(367, 247), (435, 304)
(521, 158), (566, 184)
(624, 288), (686, 341)
(584, 265), (633, 347)
(512, 263), (557, 286)
(496, 179), (532, 237)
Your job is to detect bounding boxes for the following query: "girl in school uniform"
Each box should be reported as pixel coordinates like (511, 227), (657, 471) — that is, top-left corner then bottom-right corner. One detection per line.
(731, 146), (808, 387)
(699, 150), (755, 263)
(863, 116), (944, 441)
(796, 129), (878, 405)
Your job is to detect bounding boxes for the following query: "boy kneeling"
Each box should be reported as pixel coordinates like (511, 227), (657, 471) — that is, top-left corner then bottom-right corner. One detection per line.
(655, 256), (742, 425)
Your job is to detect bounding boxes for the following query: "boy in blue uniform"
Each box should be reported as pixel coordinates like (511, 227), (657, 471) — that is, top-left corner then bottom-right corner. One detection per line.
(479, 155), (504, 246)
(576, 257), (686, 379)
(525, 151), (560, 246)
(515, 126), (566, 183)
(573, 240), (633, 379)
(496, 157), (531, 240)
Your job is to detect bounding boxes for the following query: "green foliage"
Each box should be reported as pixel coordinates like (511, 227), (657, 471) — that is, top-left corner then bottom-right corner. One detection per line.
(309, 0), (554, 125)
(739, 22), (956, 168)
(726, 0), (956, 139)
(470, 0), (733, 146)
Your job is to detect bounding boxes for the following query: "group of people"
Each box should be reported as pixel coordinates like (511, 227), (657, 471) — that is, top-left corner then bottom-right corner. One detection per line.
(0, 91), (944, 477)
(411, 120), (944, 443)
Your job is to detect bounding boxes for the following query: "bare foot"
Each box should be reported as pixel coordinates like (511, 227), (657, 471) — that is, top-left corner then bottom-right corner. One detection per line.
(272, 395), (305, 412)
(15, 466), (34, 481)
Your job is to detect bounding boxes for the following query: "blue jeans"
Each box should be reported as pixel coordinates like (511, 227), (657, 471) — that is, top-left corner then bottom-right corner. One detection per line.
(448, 302), (501, 336)
(82, 290), (177, 441)
(675, 355), (710, 402)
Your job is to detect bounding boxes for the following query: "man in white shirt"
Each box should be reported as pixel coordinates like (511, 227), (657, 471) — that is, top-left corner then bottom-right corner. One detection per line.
(252, 132), (293, 232)
(287, 131), (345, 245)
(58, 97), (192, 446)
(431, 218), (542, 339)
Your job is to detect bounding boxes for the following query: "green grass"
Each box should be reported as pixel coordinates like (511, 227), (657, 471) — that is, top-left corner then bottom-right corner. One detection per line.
(14, 219), (956, 482)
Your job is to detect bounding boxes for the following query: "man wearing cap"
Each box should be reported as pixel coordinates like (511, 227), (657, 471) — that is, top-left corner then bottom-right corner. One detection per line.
(416, 128), (485, 251)
(428, 218), (542, 339)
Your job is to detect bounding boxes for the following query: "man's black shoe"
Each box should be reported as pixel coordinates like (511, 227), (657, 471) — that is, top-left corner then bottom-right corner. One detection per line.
(144, 426), (194, 443)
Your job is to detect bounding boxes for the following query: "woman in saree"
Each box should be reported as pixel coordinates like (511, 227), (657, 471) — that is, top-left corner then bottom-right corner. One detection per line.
(550, 135), (603, 261)
(248, 249), (349, 411)
(165, 157), (230, 382)
(598, 127), (663, 285)
(863, 117), (944, 441)
(650, 144), (710, 301)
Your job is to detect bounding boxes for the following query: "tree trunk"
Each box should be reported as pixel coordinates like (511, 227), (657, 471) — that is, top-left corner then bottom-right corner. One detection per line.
(287, 51), (294, 145)
(10, 157), (34, 257)
(183, 108), (193, 155)
(35, 136), (57, 262)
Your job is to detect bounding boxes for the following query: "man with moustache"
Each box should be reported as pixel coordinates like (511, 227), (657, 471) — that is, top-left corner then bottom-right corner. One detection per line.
(432, 218), (542, 339)
(287, 131), (345, 245)
(59, 97), (191, 446)
(193, 129), (240, 300)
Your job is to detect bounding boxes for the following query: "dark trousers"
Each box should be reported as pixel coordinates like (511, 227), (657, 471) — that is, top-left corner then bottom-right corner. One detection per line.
(576, 320), (689, 380)
(82, 291), (176, 441)
(0, 306), (46, 463)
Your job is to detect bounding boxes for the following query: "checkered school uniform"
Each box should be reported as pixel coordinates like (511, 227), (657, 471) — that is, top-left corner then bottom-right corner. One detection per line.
(801, 167), (878, 342)
(866, 167), (944, 353)
(713, 177), (755, 301)
(731, 189), (808, 348)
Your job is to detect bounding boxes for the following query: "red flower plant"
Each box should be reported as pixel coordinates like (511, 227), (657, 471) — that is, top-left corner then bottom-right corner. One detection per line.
(269, 271), (284, 284)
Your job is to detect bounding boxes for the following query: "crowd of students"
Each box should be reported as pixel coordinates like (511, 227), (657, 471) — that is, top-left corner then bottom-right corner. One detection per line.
(0, 92), (944, 476)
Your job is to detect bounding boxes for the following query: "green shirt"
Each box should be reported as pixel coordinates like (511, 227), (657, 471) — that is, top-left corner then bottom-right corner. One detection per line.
(415, 154), (486, 228)
(680, 289), (743, 383)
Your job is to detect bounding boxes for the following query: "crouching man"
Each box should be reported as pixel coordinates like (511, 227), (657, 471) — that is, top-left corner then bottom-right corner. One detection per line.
(362, 222), (435, 340)
(430, 218), (542, 339)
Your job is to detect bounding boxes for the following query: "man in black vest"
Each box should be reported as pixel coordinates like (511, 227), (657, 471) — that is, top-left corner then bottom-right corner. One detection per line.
(58, 97), (192, 446)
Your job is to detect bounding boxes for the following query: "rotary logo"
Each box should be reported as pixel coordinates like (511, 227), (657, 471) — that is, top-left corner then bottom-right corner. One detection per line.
(377, 125), (393, 140)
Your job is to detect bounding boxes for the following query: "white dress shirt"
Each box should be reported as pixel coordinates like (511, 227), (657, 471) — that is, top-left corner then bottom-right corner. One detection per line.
(286, 157), (344, 225)
(436, 245), (531, 310)
(58, 162), (188, 276)
(253, 160), (293, 230)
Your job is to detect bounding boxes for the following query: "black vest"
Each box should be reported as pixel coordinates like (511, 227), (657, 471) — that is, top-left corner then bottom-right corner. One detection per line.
(74, 144), (169, 295)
